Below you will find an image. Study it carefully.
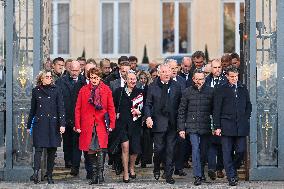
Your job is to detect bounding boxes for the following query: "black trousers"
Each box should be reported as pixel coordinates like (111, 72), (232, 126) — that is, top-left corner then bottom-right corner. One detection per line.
(153, 129), (177, 178)
(221, 136), (246, 180)
(62, 126), (73, 165)
(34, 147), (57, 176)
(175, 135), (190, 170)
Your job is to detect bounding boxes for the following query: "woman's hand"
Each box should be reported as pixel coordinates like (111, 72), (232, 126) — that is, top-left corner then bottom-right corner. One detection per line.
(75, 128), (81, 133)
(60, 126), (65, 134)
(131, 108), (141, 116)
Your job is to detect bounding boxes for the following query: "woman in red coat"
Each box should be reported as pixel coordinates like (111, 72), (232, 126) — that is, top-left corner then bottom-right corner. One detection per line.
(75, 67), (115, 185)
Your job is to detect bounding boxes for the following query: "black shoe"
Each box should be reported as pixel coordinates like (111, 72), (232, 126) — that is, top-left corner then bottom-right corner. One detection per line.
(228, 178), (237, 186)
(30, 170), (39, 184)
(47, 175), (54, 184)
(123, 177), (130, 183)
(70, 167), (79, 176)
(194, 177), (202, 186)
(153, 170), (160, 180)
(65, 161), (72, 168)
(184, 161), (191, 168)
(174, 169), (187, 176)
(115, 163), (123, 175)
(161, 172), (166, 179)
(165, 177), (175, 184)
(201, 175), (206, 182)
(208, 170), (216, 180)
(129, 173), (137, 179)
(89, 176), (99, 185)
(86, 172), (93, 179)
(141, 163), (147, 168)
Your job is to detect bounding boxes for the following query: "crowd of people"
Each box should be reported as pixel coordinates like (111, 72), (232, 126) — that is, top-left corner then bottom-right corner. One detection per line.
(27, 51), (251, 186)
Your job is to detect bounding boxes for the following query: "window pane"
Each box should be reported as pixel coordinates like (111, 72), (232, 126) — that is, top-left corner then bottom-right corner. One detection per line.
(102, 3), (114, 54)
(223, 3), (235, 53)
(179, 3), (191, 54)
(118, 3), (130, 54)
(50, 3), (53, 54)
(57, 3), (69, 54)
(163, 3), (175, 53)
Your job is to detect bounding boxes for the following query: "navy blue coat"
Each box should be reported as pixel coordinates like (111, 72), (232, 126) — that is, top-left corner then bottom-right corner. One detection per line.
(56, 74), (85, 127)
(204, 73), (227, 88)
(27, 85), (65, 147)
(144, 78), (182, 132)
(213, 82), (252, 136)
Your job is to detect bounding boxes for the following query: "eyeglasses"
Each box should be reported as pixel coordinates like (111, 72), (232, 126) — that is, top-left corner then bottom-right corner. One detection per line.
(45, 75), (52, 79)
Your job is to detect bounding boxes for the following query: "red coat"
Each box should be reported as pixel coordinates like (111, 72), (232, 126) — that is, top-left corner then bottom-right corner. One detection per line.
(75, 82), (116, 151)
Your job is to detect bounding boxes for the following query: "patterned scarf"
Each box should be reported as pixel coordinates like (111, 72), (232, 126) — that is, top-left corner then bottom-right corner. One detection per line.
(88, 84), (103, 110)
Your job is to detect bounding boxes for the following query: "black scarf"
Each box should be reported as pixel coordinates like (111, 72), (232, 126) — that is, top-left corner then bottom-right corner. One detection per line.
(157, 77), (172, 116)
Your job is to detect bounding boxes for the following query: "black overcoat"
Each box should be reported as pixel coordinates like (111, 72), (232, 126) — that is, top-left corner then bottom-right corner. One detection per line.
(213, 82), (252, 136)
(27, 85), (65, 147)
(144, 78), (182, 132)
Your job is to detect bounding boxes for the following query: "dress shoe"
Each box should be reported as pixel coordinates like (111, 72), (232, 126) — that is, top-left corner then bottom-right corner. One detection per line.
(153, 170), (160, 180)
(47, 175), (54, 184)
(86, 172), (93, 179)
(166, 177), (175, 184)
(141, 163), (147, 168)
(70, 167), (79, 176)
(228, 178), (237, 186)
(184, 161), (191, 168)
(30, 170), (39, 184)
(65, 161), (72, 168)
(194, 177), (202, 186)
(129, 173), (137, 179)
(161, 172), (166, 179)
(201, 175), (206, 182)
(208, 169), (216, 180)
(217, 170), (225, 178)
(174, 169), (187, 176)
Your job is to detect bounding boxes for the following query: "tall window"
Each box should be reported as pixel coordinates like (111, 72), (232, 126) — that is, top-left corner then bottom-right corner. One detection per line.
(222, 0), (245, 54)
(101, 1), (130, 56)
(50, 0), (70, 58)
(162, 1), (191, 55)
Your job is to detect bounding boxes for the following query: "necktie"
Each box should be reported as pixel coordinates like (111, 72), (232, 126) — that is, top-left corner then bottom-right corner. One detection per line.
(214, 78), (218, 86)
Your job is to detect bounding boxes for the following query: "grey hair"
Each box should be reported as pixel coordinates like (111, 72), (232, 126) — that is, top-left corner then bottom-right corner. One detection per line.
(157, 63), (170, 72)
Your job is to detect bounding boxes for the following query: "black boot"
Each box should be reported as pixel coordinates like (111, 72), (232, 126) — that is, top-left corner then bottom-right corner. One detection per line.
(30, 169), (39, 184)
(47, 175), (54, 184)
(89, 154), (99, 185)
(97, 151), (105, 183)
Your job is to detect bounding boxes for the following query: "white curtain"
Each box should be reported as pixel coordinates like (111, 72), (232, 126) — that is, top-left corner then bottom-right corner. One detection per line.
(102, 3), (114, 54)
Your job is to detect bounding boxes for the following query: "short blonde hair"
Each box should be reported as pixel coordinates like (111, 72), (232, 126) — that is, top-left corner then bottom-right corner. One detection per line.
(36, 70), (54, 86)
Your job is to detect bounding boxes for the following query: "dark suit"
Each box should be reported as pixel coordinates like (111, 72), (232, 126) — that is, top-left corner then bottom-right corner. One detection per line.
(204, 73), (227, 172)
(104, 69), (120, 86)
(213, 82), (252, 180)
(110, 78), (122, 93)
(178, 71), (193, 88)
(145, 78), (182, 178)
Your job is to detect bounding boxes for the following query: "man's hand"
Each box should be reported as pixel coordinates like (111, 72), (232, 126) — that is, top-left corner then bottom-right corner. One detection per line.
(60, 126), (65, 134)
(179, 131), (186, 139)
(146, 117), (153, 128)
(215, 129), (222, 136)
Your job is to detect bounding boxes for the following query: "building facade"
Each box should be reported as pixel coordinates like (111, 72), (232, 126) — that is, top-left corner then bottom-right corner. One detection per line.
(50, 0), (245, 61)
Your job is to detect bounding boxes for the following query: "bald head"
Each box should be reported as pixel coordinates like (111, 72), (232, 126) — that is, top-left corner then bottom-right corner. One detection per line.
(70, 61), (81, 79)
